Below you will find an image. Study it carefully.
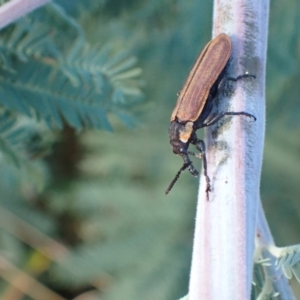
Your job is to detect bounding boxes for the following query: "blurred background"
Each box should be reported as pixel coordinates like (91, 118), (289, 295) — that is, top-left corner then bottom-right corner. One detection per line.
(0, 0), (299, 299)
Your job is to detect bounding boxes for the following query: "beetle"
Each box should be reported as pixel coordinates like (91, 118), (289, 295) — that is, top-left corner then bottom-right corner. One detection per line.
(165, 33), (256, 199)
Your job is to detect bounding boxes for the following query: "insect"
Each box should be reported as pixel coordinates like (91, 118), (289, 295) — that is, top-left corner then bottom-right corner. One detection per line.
(165, 33), (256, 199)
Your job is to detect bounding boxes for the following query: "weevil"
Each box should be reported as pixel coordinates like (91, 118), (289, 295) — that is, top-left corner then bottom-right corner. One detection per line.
(165, 33), (256, 199)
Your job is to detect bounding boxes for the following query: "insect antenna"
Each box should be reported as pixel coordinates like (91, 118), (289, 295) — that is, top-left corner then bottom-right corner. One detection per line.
(165, 162), (191, 194)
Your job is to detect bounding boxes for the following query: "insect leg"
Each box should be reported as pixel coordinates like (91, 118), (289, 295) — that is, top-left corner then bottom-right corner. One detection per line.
(165, 162), (191, 195)
(221, 73), (256, 92)
(216, 73), (256, 99)
(203, 111), (256, 127)
(189, 139), (211, 200)
(182, 152), (199, 176)
(165, 150), (199, 194)
(226, 73), (256, 82)
(200, 73), (256, 127)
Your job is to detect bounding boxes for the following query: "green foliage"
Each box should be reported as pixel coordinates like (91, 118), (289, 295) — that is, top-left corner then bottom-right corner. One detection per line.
(276, 246), (300, 282)
(46, 180), (193, 299)
(0, 110), (43, 164)
(0, 4), (143, 132)
(252, 244), (300, 299)
(0, 2), (144, 176)
(252, 259), (281, 300)
(0, 109), (49, 191)
(0, 1), (197, 299)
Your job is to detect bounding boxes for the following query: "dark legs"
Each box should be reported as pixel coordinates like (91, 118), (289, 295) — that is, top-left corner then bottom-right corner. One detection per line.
(189, 139), (211, 201)
(217, 73), (256, 97)
(201, 73), (256, 128)
(203, 111), (256, 127)
(165, 139), (211, 201)
(165, 150), (199, 195)
(165, 162), (190, 195)
(227, 73), (256, 82)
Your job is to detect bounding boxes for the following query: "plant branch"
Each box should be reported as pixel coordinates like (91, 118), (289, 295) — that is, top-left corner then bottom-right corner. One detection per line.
(188, 0), (269, 299)
(0, 0), (50, 30)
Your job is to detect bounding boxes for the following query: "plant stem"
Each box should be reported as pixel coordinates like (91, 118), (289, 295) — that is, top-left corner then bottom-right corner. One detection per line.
(0, 0), (50, 30)
(189, 0), (269, 299)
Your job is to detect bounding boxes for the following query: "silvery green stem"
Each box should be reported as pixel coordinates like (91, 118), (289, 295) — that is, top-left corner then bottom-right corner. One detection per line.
(189, 0), (269, 299)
